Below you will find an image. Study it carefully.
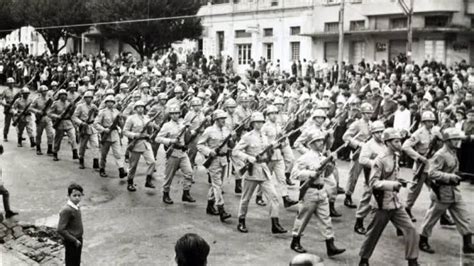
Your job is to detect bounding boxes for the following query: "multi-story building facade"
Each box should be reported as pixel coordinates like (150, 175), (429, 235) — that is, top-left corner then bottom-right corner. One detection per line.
(199, 0), (474, 72)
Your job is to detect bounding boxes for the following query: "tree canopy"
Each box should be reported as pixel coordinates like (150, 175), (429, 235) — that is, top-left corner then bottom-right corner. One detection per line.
(0, 0), (22, 39)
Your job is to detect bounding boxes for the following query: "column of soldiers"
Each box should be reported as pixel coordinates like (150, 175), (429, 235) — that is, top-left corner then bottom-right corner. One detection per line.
(1, 71), (474, 266)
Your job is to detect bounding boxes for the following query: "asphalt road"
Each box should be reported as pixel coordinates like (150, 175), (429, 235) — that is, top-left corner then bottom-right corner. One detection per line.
(1, 98), (474, 265)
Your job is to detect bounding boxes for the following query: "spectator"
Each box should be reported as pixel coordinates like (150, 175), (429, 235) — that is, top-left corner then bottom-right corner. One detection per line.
(175, 233), (210, 266)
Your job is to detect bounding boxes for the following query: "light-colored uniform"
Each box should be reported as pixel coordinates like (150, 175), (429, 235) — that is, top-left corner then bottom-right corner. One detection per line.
(184, 110), (206, 165)
(359, 150), (419, 260)
(276, 111), (295, 173)
(31, 95), (54, 146)
(12, 97), (35, 139)
(123, 114), (156, 181)
(420, 146), (472, 237)
(72, 102), (99, 159)
(155, 119), (193, 192)
(1, 88), (15, 138)
(197, 124), (231, 205)
(233, 130), (280, 219)
(94, 107), (124, 169)
(49, 99), (77, 153)
(291, 149), (335, 239)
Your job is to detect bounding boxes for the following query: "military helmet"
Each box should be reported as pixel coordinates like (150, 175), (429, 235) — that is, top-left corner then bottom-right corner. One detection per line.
(382, 128), (401, 142)
(190, 97), (202, 106)
(51, 81), (59, 86)
(421, 111), (436, 122)
(318, 101), (330, 109)
(157, 93), (168, 100)
(119, 83), (128, 90)
(443, 127), (464, 141)
(174, 86), (184, 93)
(134, 100), (145, 109)
(6, 77), (15, 83)
(250, 112), (265, 123)
(82, 76), (90, 82)
(360, 102), (374, 113)
(106, 89), (115, 95)
(213, 109), (228, 120)
(68, 81), (76, 88)
(83, 91), (94, 98)
(140, 82), (150, 88)
(57, 89), (67, 96)
(168, 105), (181, 114)
(39, 85), (48, 92)
(312, 109), (327, 118)
(308, 131), (326, 144)
(273, 97), (284, 105)
(224, 98), (237, 108)
(104, 95), (115, 103)
(370, 120), (385, 133)
(266, 105), (278, 114)
(133, 91), (141, 98)
(21, 87), (30, 94)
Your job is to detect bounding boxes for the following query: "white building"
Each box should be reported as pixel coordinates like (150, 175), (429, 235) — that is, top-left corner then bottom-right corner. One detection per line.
(0, 26), (67, 56)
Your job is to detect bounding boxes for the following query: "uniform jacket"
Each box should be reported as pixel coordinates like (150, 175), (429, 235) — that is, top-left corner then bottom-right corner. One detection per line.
(233, 130), (272, 181)
(402, 126), (440, 173)
(369, 150), (402, 210)
(72, 102), (98, 135)
(342, 118), (371, 149)
(123, 113), (154, 152)
(94, 108), (121, 142)
(291, 149), (329, 201)
(262, 120), (285, 160)
(49, 99), (74, 130)
(155, 119), (188, 158)
(428, 145), (462, 203)
(197, 124), (231, 166)
(359, 138), (387, 168)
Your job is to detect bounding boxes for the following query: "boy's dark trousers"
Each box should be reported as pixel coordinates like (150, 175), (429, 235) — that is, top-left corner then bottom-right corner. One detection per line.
(64, 238), (82, 266)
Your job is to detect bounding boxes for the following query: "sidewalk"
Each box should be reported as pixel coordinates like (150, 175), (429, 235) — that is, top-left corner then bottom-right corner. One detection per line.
(1, 245), (38, 266)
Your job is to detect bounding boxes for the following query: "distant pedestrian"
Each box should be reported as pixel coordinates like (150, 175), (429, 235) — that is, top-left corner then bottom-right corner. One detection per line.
(57, 183), (84, 266)
(175, 233), (210, 266)
(0, 144), (19, 222)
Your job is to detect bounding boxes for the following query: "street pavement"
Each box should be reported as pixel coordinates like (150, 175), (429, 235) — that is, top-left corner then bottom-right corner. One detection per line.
(1, 113), (474, 265)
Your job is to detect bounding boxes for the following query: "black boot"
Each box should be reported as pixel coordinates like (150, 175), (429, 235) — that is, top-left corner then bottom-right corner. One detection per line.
(463, 234), (474, 254)
(17, 136), (22, 147)
(99, 168), (108, 177)
(237, 217), (248, 233)
(406, 208), (416, 222)
(329, 202), (341, 217)
(408, 258), (420, 266)
(419, 235), (435, 254)
(145, 175), (155, 188)
(206, 200), (219, 215)
(283, 196), (298, 208)
(344, 194), (357, 208)
(29, 137), (36, 148)
(79, 157), (85, 169)
(290, 236), (307, 253)
(127, 179), (136, 192)
(36, 145), (43, 155)
(92, 158), (99, 169)
(285, 173), (294, 186)
(182, 190), (196, 202)
(118, 167), (127, 179)
(53, 152), (59, 161)
(271, 217), (287, 234)
(217, 205), (231, 222)
(354, 218), (366, 235)
(359, 258), (369, 266)
(440, 212), (455, 226)
(235, 179), (242, 194)
(163, 192), (173, 204)
(256, 196), (266, 206)
(5, 210), (18, 219)
(326, 238), (345, 256)
(337, 186), (345, 194)
(47, 144), (53, 156)
(3, 135), (7, 142)
(72, 149), (79, 160)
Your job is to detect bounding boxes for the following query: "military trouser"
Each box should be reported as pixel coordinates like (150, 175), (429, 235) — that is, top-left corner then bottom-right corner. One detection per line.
(128, 148), (155, 182)
(36, 118), (53, 146)
(100, 141), (124, 169)
(421, 200), (472, 238)
(162, 155), (193, 193)
(187, 137), (198, 166)
(53, 126), (77, 153)
(345, 158), (364, 196)
(230, 156), (244, 181)
(266, 159), (289, 197)
(207, 159), (226, 205)
(16, 116), (35, 138)
(406, 172), (431, 209)
(238, 179), (280, 219)
(292, 190), (334, 239)
(3, 113), (12, 138)
(78, 133), (99, 159)
(325, 174), (338, 203)
(281, 144), (294, 175)
(359, 208), (419, 260)
(355, 167), (372, 218)
(0, 185), (12, 213)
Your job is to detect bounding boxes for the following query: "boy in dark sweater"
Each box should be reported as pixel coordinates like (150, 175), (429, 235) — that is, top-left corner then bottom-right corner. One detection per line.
(57, 183), (84, 266)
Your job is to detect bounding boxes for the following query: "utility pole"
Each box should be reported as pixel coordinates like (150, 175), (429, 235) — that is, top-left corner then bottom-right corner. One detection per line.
(337, 0), (345, 82)
(398, 0), (414, 64)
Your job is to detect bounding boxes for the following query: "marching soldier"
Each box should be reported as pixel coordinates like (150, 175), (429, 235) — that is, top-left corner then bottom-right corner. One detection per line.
(98, 89), (115, 110)
(30, 85), (54, 155)
(67, 81), (79, 102)
(419, 127), (474, 254)
(155, 105), (195, 204)
(148, 92), (168, 158)
(223, 98), (244, 194)
(262, 105), (298, 208)
(123, 100), (157, 192)
(94, 95), (127, 179)
(11, 87), (35, 148)
(197, 109), (232, 222)
(402, 111), (454, 225)
(358, 128), (419, 266)
(166, 86), (184, 108)
(290, 131), (346, 257)
(342, 102), (373, 209)
(115, 83), (129, 107)
(184, 97), (207, 166)
(233, 111), (286, 234)
(72, 91), (99, 169)
(0, 77), (16, 141)
(49, 89), (79, 161)
(354, 121), (386, 234)
(274, 96), (295, 186)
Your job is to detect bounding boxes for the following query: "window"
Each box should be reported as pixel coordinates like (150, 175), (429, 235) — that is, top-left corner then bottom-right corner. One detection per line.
(290, 26), (301, 35)
(264, 43), (273, 61)
(263, 28), (273, 37)
(425, 16), (449, 27)
(237, 44), (252, 65)
(325, 22), (339, 33)
(390, 17), (407, 29)
(290, 42), (300, 61)
(424, 40), (445, 63)
(350, 20), (365, 31)
(235, 30), (251, 38)
(271, 0), (278, 6)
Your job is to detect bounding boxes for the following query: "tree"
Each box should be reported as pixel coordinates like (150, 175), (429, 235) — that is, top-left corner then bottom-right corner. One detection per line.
(0, 0), (22, 39)
(89, 0), (203, 58)
(11, 0), (92, 55)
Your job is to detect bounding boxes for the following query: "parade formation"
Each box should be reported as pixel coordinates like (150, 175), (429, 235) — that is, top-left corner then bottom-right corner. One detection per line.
(0, 46), (474, 265)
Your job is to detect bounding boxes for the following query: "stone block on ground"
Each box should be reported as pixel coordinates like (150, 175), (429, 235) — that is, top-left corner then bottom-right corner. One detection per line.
(3, 219), (18, 229)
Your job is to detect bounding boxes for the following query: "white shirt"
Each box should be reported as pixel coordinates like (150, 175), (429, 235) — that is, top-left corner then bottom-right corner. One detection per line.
(393, 108), (411, 131)
(67, 200), (79, 210)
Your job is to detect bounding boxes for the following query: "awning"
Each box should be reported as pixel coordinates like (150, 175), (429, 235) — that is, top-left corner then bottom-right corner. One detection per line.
(301, 27), (474, 38)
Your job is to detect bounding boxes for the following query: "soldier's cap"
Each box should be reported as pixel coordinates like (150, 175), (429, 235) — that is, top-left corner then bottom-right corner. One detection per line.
(133, 100), (145, 109)
(6, 77), (14, 83)
(308, 131), (326, 145)
(104, 95), (115, 103)
(443, 127), (465, 141)
(213, 109), (227, 120)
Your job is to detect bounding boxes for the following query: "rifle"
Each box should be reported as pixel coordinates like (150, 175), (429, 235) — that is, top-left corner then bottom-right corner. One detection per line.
(12, 101), (33, 127)
(239, 127), (302, 176)
(185, 116), (211, 145)
(299, 141), (349, 199)
(100, 110), (124, 144)
(3, 92), (22, 115)
(79, 107), (98, 135)
(126, 111), (162, 151)
(165, 124), (190, 159)
(151, 113), (170, 144)
(53, 96), (83, 129)
(412, 135), (440, 181)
